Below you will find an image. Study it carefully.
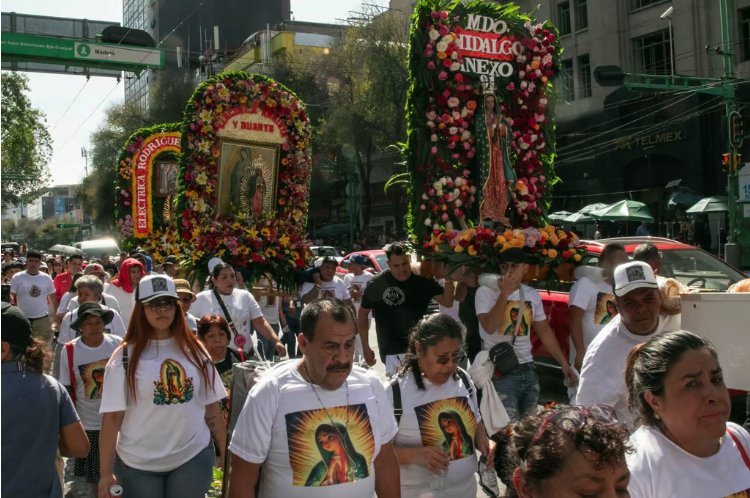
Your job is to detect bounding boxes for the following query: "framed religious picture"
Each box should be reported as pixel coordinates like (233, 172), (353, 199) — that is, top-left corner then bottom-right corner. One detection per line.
(217, 141), (279, 219)
(155, 161), (179, 198)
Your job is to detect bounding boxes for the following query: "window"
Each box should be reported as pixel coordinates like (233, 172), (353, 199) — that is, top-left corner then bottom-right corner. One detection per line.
(560, 58), (575, 101)
(634, 29), (672, 74)
(741, 8), (750, 61)
(577, 54), (592, 97)
(575, 0), (588, 30)
(632, 0), (665, 9)
(557, 2), (571, 36)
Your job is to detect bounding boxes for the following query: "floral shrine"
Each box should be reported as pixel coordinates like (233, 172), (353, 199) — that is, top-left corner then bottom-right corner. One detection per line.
(403, 0), (584, 280)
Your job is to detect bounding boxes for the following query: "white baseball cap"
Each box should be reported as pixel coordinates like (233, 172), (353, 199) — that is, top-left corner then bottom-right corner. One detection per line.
(136, 275), (179, 303)
(207, 257), (224, 274)
(613, 261), (659, 297)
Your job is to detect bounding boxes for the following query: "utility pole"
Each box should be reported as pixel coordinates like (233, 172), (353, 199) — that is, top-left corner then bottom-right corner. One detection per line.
(594, 2), (745, 268)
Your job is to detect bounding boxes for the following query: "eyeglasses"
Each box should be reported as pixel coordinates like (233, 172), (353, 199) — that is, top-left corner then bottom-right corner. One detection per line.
(436, 352), (467, 365)
(527, 404), (618, 452)
(145, 299), (177, 311)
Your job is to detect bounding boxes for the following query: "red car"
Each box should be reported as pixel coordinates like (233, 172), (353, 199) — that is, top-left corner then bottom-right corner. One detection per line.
(530, 237), (747, 417)
(336, 250), (388, 276)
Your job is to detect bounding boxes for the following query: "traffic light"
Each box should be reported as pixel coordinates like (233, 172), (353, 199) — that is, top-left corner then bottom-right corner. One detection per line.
(729, 111), (744, 149)
(734, 153), (743, 173)
(722, 153), (730, 170)
(721, 152), (742, 173)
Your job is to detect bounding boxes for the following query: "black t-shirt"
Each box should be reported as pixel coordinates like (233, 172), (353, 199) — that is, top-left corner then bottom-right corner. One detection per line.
(214, 348), (243, 377)
(361, 270), (443, 355)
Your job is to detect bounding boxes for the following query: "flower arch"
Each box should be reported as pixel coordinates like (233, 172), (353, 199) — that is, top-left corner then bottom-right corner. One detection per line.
(115, 122), (184, 258)
(179, 71), (312, 289)
(404, 0), (583, 275)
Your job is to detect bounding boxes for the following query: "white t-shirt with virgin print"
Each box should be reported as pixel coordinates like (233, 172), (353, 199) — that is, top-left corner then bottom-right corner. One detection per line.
(229, 361), (398, 498)
(99, 338), (225, 472)
(568, 275), (618, 362)
(475, 283), (547, 363)
(388, 370), (481, 497)
(59, 334), (122, 430)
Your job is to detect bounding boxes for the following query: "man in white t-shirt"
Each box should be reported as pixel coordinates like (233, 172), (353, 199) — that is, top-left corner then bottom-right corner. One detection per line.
(576, 261), (679, 429)
(342, 254), (373, 359)
(568, 243), (628, 371)
(475, 249), (574, 421)
(228, 298), (399, 497)
(10, 250), (58, 344)
(300, 257), (352, 306)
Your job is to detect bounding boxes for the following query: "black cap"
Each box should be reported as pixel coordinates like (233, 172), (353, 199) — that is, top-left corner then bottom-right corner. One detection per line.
(163, 255), (179, 266)
(320, 256), (339, 265)
(70, 302), (114, 331)
(1, 303), (33, 350)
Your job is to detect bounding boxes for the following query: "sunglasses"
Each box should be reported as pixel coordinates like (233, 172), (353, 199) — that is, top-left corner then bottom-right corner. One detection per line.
(145, 299), (177, 310)
(178, 296), (194, 303)
(527, 404), (618, 454)
(435, 352), (467, 365)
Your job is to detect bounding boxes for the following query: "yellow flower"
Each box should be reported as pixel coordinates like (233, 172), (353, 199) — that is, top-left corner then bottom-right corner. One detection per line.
(194, 198), (207, 212)
(232, 222), (241, 230)
(496, 235), (506, 245)
(196, 172), (208, 186)
(574, 253), (582, 262)
(454, 245), (464, 253)
(279, 235), (290, 247)
(265, 248), (277, 258)
(248, 228), (259, 238)
(468, 245), (477, 256)
(217, 86), (230, 100)
(199, 109), (213, 122)
(548, 249), (558, 259)
(260, 228), (271, 238)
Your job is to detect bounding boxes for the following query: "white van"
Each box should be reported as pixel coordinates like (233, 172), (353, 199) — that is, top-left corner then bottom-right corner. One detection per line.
(73, 238), (121, 259)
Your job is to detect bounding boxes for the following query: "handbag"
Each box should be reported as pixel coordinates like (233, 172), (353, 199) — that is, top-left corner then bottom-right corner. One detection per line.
(213, 288), (251, 352)
(488, 286), (525, 375)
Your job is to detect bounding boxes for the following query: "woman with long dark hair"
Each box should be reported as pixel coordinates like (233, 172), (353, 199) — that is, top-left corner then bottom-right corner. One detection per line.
(388, 313), (494, 497)
(98, 275), (226, 498)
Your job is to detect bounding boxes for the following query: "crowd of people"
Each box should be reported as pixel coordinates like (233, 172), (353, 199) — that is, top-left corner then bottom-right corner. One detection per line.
(2, 242), (749, 498)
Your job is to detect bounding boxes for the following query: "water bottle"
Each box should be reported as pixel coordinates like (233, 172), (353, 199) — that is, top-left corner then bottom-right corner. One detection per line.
(430, 469), (447, 492)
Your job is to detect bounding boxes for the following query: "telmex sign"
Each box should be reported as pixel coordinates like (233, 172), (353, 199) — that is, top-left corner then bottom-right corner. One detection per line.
(615, 131), (686, 151)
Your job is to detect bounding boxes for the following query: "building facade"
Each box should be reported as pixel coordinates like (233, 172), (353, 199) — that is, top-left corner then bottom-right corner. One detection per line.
(122, 0), (291, 109)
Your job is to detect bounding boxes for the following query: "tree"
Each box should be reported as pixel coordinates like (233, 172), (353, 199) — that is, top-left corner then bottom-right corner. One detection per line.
(78, 102), (151, 228)
(317, 7), (411, 230)
(1, 72), (53, 207)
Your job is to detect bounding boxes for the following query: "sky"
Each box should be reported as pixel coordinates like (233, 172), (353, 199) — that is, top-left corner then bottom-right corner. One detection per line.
(1, 0), (387, 185)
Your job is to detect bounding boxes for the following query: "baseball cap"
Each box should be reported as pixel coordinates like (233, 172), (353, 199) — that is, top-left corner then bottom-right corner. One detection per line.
(70, 301), (114, 331)
(163, 255), (179, 266)
(320, 256), (339, 265)
(207, 257), (224, 274)
(136, 275), (179, 303)
(347, 254), (368, 266)
(498, 248), (533, 264)
(84, 263), (106, 275)
(613, 261), (659, 297)
(173, 278), (195, 298)
(1, 303), (33, 350)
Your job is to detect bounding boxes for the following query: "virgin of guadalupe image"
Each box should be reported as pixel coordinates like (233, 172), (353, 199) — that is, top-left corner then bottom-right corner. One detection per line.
(476, 88), (517, 227)
(602, 299), (617, 323)
(437, 411), (474, 460)
(305, 423), (369, 486)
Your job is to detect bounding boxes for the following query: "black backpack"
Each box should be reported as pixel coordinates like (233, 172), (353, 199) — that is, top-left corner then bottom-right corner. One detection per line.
(390, 367), (473, 425)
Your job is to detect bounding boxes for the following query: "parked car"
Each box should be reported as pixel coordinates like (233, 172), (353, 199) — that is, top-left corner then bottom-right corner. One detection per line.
(529, 236), (747, 419)
(336, 250), (387, 276)
(310, 245), (344, 266)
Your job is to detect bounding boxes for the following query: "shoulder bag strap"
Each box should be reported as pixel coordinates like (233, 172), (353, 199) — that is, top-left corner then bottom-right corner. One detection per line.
(390, 377), (402, 426)
(65, 342), (76, 406)
(727, 427), (750, 471)
(511, 286), (526, 346)
(213, 288), (240, 339)
(122, 344), (130, 404)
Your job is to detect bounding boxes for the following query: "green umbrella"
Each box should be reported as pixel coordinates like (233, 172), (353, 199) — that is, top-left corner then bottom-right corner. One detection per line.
(579, 202), (609, 214)
(685, 196), (728, 214)
(563, 211), (595, 223)
(548, 210), (573, 222)
(592, 200), (654, 222)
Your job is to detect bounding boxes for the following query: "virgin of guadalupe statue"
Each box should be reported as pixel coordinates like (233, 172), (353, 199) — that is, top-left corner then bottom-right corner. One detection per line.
(240, 153), (267, 220)
(476, 92), (516, 227)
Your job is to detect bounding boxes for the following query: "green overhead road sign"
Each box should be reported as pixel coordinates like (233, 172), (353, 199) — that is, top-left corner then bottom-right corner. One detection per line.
(1, 32), (164, 72)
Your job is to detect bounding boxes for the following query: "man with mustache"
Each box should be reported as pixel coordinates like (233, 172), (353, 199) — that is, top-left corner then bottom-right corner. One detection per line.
(228, 297), (399, 497)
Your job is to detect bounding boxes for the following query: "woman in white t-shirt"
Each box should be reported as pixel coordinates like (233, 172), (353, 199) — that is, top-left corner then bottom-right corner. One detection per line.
(388, 313), (495, 498)
(625, 330), (750, 498)
(98, 275), (226, 498)
(191, 263), (286, 357)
